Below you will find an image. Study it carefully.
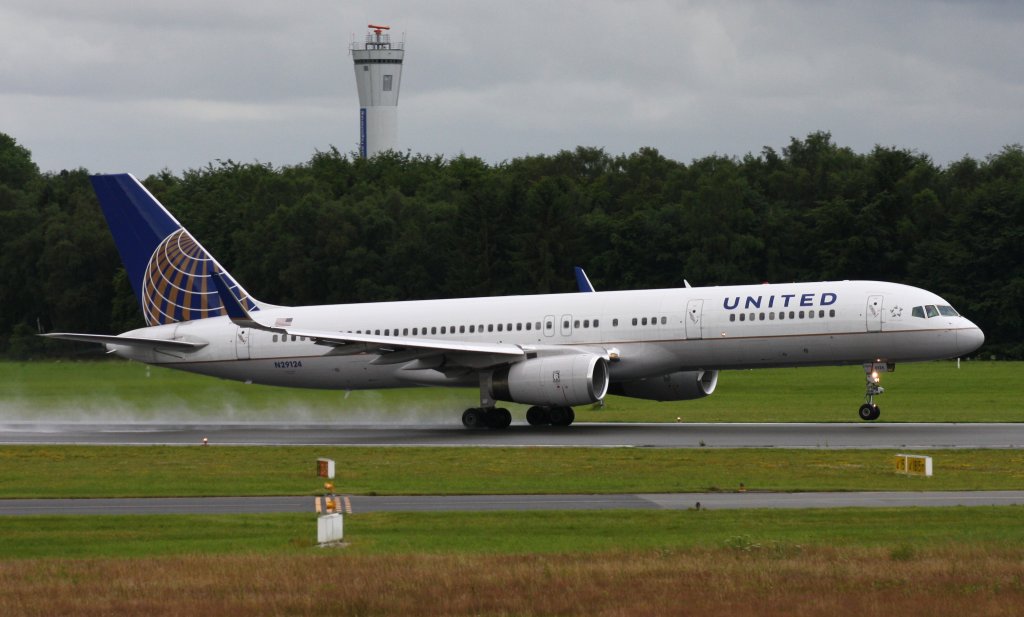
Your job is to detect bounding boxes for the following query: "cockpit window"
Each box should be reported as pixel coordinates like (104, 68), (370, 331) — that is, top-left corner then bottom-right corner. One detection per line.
(912, 304), (960, 318)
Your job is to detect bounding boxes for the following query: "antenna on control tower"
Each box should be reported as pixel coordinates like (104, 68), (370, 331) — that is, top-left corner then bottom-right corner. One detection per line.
(351, 24), (405, 158)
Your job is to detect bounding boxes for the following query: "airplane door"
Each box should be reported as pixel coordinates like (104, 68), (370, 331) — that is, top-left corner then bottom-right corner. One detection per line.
(866, 295), (883, 332)
(685, 299), (704, 340)
(235, 327), (251, 360)
(560, 314), (573, 337)
(544, 315), (555, 337)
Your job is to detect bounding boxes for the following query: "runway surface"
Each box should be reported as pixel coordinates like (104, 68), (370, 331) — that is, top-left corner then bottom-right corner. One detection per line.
(3, 491), (1024, 516)
(2, 422), (1023, 448)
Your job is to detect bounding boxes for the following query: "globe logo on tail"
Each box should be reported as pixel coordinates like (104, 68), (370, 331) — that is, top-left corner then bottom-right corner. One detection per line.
(141, 229), (254, 326)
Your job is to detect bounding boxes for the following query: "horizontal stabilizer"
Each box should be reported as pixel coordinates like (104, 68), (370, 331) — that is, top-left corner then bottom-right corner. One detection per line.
(40, 333), (207, 350)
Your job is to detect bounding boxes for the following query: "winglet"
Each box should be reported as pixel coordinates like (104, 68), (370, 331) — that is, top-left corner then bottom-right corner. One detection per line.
(574, 267), (595, 292)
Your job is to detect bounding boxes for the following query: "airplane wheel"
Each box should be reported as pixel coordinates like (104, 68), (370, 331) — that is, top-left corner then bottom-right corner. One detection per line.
(549, 406), (575, 427)
(526, 406), (550, 426)
(462, 408), (484, 428)
(489, 408), (512, 429)
(858, 403), (880, 422)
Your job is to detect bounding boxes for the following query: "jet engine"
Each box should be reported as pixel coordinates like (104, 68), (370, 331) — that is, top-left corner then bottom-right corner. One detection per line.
(490, 354), (609, 407)
(608, 370), (719, 401)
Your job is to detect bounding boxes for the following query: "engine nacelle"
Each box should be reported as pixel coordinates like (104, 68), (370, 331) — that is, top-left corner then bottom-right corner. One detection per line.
(608, 370), (719, 402)
(491, 354), (610, 407)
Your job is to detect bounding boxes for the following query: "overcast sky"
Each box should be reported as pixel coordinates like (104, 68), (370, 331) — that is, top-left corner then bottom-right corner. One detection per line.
(3, 0), (1022, 176)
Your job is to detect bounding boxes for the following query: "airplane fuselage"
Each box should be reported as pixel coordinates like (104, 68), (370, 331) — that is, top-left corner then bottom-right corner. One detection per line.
(111, 279), (983, 391)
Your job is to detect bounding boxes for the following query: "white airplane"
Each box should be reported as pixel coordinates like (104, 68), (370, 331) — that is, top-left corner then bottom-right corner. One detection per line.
(45, 174), (985, 428)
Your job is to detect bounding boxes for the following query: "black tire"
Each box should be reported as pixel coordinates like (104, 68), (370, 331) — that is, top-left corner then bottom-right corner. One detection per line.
(490, 408), (512, 429)
(549, 406), (575, 427)
(858, 403), (880, 422)
(526, 406), (550, 426)
(462, 408), (484, 428)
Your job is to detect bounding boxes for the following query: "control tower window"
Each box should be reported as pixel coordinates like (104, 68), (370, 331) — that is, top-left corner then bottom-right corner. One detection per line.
(383, 74), (393, 91)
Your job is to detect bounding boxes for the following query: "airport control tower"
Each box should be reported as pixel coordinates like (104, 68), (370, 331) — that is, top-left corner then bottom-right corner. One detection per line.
(351, 24), (404, 158)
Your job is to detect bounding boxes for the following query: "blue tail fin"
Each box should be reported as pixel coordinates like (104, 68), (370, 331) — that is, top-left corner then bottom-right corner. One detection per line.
(90, 173), (261, 326)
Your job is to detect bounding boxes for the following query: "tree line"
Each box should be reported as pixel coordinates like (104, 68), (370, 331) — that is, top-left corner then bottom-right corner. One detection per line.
(1, 131), (1021, 358)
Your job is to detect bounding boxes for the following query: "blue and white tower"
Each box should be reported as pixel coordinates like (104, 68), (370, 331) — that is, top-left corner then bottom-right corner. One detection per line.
(351, 24), (405, 158)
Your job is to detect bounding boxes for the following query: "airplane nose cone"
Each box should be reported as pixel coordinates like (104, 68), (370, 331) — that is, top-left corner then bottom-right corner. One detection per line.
(957, 324), (985, 356)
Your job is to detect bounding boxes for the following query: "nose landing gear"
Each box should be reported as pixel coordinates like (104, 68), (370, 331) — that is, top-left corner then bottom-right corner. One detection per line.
(859, 362), (887, 421)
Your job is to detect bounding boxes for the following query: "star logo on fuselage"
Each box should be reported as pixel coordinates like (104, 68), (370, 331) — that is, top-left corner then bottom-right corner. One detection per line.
(890, 306), (903, 318)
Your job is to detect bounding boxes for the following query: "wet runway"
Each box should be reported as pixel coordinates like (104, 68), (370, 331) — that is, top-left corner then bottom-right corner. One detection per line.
(2, 422), (1023, 449)
(4, 490), (1024, 516)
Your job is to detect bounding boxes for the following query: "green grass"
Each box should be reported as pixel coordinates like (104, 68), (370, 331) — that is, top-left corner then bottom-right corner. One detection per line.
(2, 446), (1023, 498)
(1, 507), (1022, 559)
(2, 359), (1020, 423)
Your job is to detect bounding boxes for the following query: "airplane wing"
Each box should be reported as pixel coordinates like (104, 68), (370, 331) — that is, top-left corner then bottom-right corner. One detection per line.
(210, 271), (526, 366)
(40, 333), (207, 350)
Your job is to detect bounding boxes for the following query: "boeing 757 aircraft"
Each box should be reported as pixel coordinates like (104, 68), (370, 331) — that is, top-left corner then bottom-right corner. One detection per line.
(45, 174), (985, 428)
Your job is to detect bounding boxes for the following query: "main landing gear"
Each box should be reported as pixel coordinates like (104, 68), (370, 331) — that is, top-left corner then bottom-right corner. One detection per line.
(858, 362), (886, 421)
(460, 406), (577, 429)
(462, 373), (577, 429)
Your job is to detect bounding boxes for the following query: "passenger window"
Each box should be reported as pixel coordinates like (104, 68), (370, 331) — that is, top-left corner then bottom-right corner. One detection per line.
(412, 328), (418, 335)
(829, 310), (835, 318)
(535, 322), (542, 330)
(739, 313), (746, 322)
(789, 311), (795, 319)
(460, 326), (466, 333)
(516, 323), (522, 331)
(403, 328), (409, 335)
(759, 313), (765, 321)
(730, 314), (736, 322)
(660, 316), (667, 325)
(613, 319), (618, 327)
(488, 324), (494, 332)
(769, 312), (775, 320)
(272, 335), (278, 342)
(798, 311), (805, 319)
(583, 319), (590, 328)
(641, 317), (648, 326)
(525, 323), (531, 331)
(779, 312), (785, 320)
(632, 318), (638, 326)
(594, 319), (599, 327)
(469, 325), (475, 333)
(497, 324), (503, 332)
(574, 320), (580, 328)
